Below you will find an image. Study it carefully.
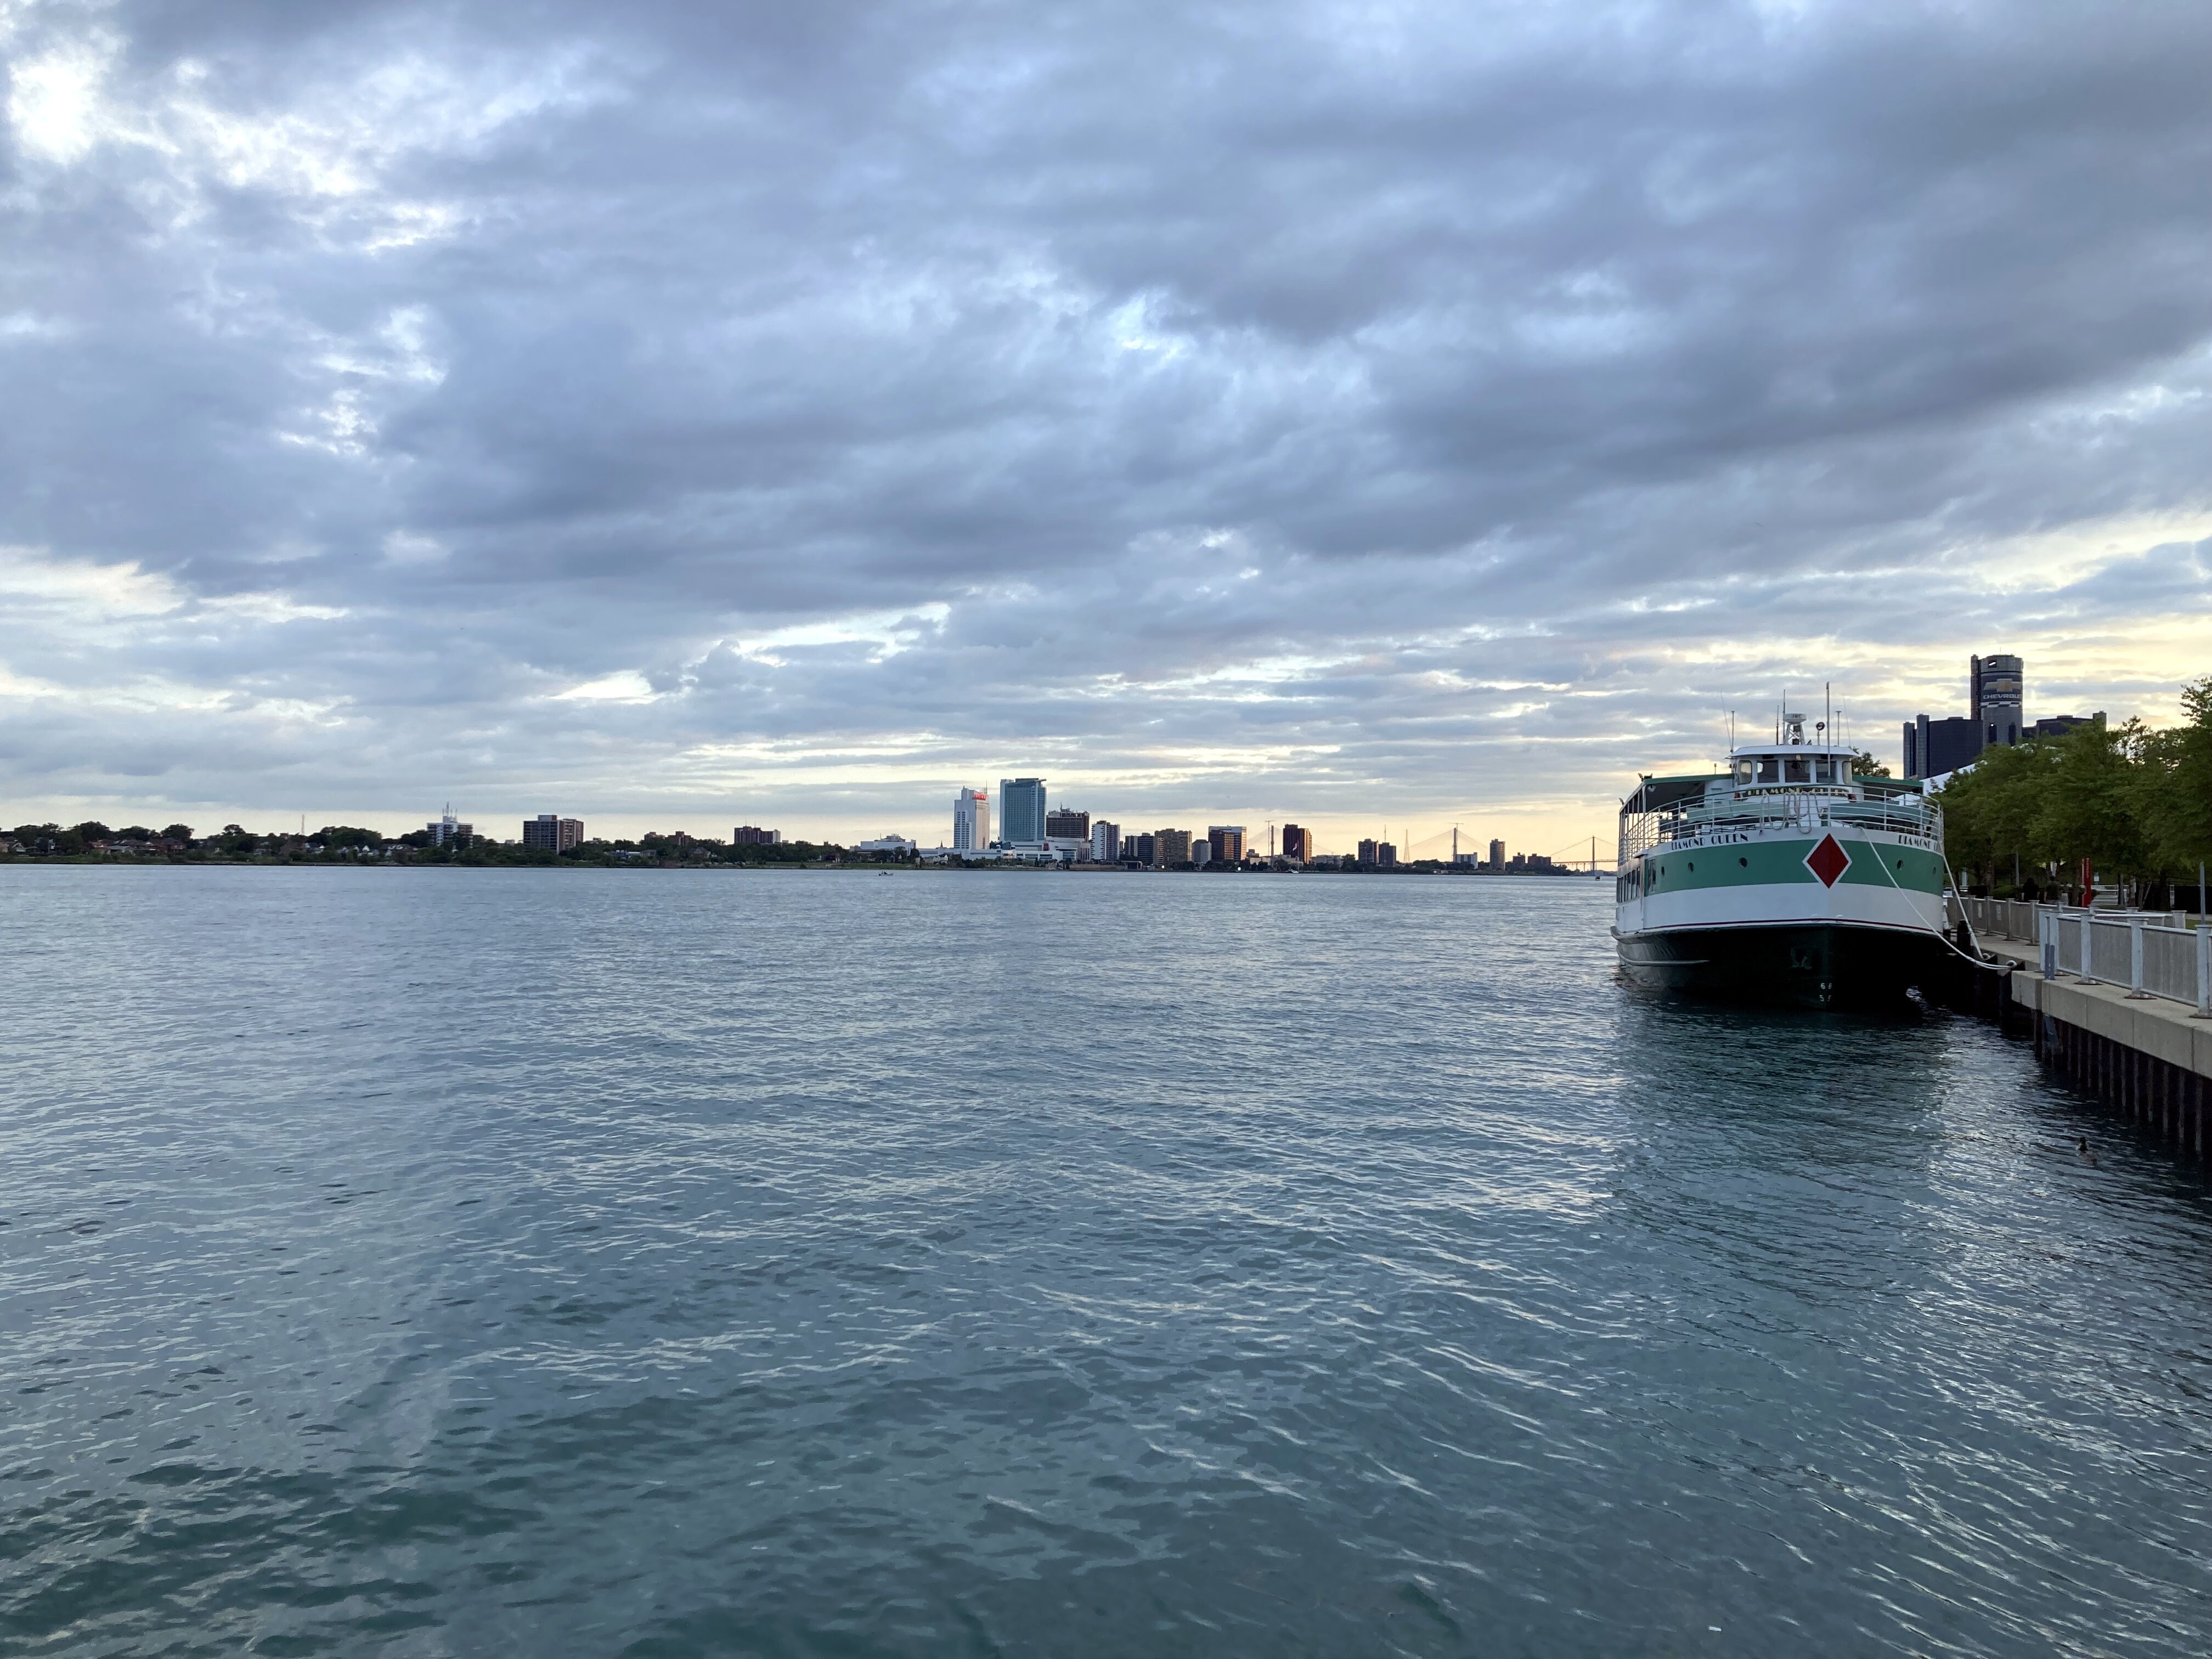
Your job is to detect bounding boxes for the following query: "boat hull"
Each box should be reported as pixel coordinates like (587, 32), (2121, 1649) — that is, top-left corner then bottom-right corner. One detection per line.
(1616, 921), (1951, 1008)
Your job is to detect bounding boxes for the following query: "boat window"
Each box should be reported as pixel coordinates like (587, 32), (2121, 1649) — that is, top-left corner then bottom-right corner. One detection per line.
(1784, 757), (1812, 784)
(1756, 757), (1780, 784)
(1733, 759), (1754, 785)
(1812, 755), (1833, 784)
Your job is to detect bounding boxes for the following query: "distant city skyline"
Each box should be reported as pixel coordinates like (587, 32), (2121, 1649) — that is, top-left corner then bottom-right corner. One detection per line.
(7, 650), (2190, 861)
(27, 797), (1559, 866)
(20, 641), (2178, 865)
(7, 659), (2193, 859)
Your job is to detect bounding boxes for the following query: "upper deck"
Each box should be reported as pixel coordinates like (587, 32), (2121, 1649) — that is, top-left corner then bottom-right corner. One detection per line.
(1618, 713), (1937, 863)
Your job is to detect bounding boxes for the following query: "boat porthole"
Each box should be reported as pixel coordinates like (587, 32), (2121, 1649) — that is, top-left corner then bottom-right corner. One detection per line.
(1738, 857), (1747, 867)
(1687, 862), (1694, 871)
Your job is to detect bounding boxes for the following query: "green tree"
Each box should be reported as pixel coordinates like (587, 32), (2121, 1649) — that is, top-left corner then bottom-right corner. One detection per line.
(2032, 719), (2149, 898)
(2130, 676), (2212, 884)
(1850, 750), (1891, 778)
(160, 823), (196, 842)
(1937, 737), (2051, 889)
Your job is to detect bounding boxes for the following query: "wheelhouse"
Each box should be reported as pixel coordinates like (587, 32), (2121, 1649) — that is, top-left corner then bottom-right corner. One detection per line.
(1730, 748), (1854, 788)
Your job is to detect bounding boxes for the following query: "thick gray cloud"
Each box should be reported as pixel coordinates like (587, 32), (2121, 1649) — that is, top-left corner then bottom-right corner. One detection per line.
(3, 0), (2209, 848)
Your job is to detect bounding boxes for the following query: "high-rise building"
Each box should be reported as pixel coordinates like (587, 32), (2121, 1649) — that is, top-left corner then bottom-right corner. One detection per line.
(1281, 824), (1312, 862)
(733, 825), (779, 845)
(1357, 838), (1378, 865)
(952, 788), (989, 851)
(1045, 808), (1090, 840)
(1090, 821), (1120, 862)
(1377, 842), (1397, 867)
(1971, 653), (2024, 747)
(1903, 713), (1985, 780)
(1154, 828), (1192, 866)
(428, 806), (472, 847)
(1124, 832), (1155, 865)
(1192, 838), (1211, 866)
(2030, 712), (2106, 739)
(1906, 651), (2029, 778)
(1000, 778), (1047, 844)
(519, 815), (584, 851)
(1488, 838), (1505, 871)
(1206, 826), (1246, 864)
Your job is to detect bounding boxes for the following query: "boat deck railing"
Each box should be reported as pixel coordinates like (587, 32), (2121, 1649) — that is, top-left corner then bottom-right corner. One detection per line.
(1621, 791), (1938, 862)
(1822, 800), (1939, 837)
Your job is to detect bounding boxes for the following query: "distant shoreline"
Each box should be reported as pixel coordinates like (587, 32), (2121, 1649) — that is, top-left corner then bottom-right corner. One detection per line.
(0, 855), (1597, 878)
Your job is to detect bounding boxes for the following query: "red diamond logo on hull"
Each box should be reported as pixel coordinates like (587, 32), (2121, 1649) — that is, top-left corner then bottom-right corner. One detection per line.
(1805, 833), (1850, 888)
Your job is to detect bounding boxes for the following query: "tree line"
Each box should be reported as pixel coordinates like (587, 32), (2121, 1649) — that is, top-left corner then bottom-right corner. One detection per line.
(6, 822), (196, 856)
(2, 822), (857, 865)
(1939, 676), (2212, 906)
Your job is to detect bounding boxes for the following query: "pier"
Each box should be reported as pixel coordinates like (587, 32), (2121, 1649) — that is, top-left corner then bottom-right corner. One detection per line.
(1954, 898), (2212, 1155)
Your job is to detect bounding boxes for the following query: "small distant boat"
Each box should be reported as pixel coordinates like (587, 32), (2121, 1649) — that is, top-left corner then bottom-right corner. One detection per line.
(1613, 712), (1955, 1006)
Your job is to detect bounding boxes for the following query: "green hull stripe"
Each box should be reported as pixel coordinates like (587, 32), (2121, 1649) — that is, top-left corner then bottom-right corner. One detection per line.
(1637, 838), (1945, 897)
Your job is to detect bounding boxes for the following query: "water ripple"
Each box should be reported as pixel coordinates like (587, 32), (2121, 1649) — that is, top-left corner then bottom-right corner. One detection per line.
(3, 867), (2209, 1656)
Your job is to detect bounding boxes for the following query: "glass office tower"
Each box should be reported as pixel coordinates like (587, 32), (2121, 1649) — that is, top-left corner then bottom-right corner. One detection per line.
(1000, 777), (1047, 844)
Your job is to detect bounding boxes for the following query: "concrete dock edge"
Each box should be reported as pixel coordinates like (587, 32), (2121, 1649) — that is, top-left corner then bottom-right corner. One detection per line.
(1959, 936), (2212, 1157)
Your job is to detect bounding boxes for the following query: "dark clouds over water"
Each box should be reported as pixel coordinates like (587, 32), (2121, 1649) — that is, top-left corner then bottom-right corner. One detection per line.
(4, 1), (2210, 839)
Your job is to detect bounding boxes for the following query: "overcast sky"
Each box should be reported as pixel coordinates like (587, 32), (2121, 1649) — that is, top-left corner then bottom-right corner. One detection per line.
(4, 0), (2209, 854)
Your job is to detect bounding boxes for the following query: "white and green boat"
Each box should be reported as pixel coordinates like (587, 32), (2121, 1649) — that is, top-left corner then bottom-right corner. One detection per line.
(1613, 712), (1957, 1006)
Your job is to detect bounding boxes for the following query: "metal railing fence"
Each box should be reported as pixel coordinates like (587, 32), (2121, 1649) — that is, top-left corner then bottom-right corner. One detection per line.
(1959, 898), (2212, 1015)
(2091, 922), (2134, 986)
(1960, 895), (2190, 941)
(2145, 927), (2198, 1006)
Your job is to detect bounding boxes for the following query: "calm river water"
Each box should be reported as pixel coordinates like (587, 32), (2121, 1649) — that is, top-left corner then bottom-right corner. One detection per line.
(4, 867), (2209, 1657)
